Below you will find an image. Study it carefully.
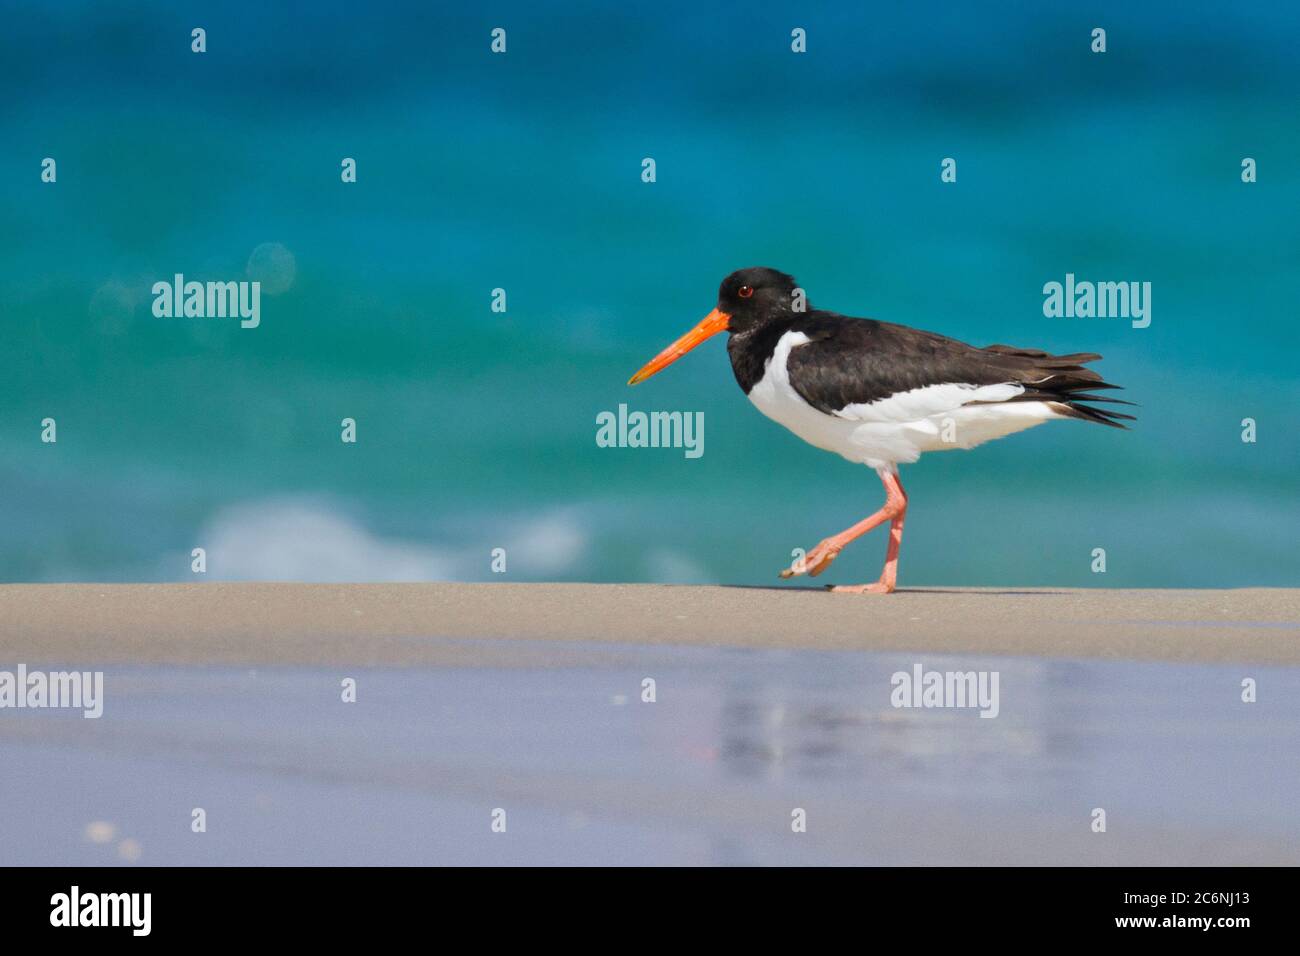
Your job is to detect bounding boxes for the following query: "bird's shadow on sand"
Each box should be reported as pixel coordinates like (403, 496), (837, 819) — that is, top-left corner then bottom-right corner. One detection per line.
(719, 584), (1069, 596)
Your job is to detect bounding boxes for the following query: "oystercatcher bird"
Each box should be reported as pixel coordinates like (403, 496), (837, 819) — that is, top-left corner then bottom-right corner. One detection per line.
(627, 267), (1132, 593)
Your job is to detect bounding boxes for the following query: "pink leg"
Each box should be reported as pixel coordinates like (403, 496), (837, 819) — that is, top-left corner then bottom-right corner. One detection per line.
(780, 469), (908, 591)
(833, 504), (906, 594)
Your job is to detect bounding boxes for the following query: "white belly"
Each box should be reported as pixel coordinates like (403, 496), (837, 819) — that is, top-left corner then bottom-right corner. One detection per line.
(745, 331), (1063, 469)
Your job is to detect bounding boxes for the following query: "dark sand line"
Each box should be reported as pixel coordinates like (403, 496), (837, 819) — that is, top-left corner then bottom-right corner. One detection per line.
(3, 583), (1298, 666)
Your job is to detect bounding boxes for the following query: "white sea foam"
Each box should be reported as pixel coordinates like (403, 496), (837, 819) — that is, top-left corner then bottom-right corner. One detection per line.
(194, 498), (589, 582)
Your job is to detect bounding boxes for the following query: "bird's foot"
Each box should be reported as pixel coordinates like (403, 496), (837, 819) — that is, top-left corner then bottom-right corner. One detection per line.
(779, 539), (842, 579)
(831, 579), (896, 595)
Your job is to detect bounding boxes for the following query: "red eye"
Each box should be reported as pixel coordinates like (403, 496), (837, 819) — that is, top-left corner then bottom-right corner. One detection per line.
(738, 285), (753, 298)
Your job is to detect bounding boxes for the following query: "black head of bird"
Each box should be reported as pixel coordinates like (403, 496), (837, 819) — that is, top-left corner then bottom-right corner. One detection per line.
(627, 267), (800, 384)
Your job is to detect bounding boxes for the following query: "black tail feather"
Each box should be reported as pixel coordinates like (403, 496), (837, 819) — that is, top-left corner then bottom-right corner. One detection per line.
(1055, 402), (1135, 429)
(979, 343), (1135, 430)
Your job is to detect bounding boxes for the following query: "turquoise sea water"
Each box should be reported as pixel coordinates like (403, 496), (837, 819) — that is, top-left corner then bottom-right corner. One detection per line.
(3, 2), (1298, 586)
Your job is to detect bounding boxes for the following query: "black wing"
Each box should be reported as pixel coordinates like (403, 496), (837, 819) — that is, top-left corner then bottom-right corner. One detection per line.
(783, 312), (1134, 428)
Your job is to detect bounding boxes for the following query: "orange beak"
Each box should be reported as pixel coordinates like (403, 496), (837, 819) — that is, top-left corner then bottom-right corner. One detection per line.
(627, 308), (731, 385)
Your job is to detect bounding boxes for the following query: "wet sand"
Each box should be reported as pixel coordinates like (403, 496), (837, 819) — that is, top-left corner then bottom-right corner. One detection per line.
(5, 654), (1299, 865)
(3, 583), (1297, 665)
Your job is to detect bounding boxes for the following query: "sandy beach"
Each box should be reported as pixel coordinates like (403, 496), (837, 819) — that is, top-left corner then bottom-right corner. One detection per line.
(4, 582), (1299, 866)
(3, 583), (1297, 665)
